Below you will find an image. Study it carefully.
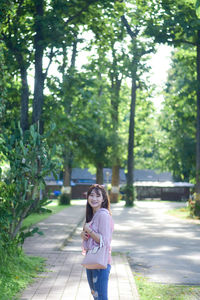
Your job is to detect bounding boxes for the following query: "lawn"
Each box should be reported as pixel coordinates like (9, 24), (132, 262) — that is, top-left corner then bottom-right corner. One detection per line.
(22, 199), (69, 228)
(135, 274), (200, 300)
(0, 251), (46, 300)
(167, 205), (200, 224)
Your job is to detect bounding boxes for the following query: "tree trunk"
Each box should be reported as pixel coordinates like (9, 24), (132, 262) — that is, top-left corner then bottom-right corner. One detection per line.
(194, 30), (200, 216)
(96, 163), (103, 184)
(126, 64), (137, 206)
(61, 152), (73, 204)
(20, 65), (29, 132)
(62, 164), (72, 198)
(63, 164), (71, 187)
(110, 47), (122, 202)
(121, 14), (139, 206)
(110, 84), (120, 202)
(111, 164), (120, 203)
(196, 29), (200, 193)
(70, 35), (78, 69)
(32, 0), (44, 132)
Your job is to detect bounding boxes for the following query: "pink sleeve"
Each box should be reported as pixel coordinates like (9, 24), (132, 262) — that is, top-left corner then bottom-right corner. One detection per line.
(98, 212), (112, 248)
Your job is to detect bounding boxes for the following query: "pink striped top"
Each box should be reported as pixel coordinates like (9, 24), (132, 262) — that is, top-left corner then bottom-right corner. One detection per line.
(82, 208), (114, 265)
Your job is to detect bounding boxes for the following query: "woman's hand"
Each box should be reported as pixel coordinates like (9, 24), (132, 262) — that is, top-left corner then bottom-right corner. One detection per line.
(81, 230), (90, 241)
(83, 223), (100, 244)
(84, 223), (92, 234)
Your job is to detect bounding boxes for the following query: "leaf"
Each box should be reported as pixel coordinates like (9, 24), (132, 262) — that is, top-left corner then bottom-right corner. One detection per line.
(196, 0), (200, 18)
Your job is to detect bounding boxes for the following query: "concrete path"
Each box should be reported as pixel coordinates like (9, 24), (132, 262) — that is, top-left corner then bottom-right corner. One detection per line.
(112, 201), (200, 285)
(20, 199), (200, 300)
(21, 200), (139, 300)
(23, 203), (85, 253)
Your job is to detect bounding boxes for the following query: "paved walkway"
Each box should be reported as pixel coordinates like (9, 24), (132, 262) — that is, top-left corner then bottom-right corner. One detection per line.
(20, 199), (200, 300)
(21, 200), (139, 300)
(111, 201), (200, 285)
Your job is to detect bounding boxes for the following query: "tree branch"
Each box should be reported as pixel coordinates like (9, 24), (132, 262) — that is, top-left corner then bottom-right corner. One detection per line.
(173, 39), (196, 46)
(65, 0), (99, 25)
(43, 47), (54, 80)
(121, 15), (138, 39)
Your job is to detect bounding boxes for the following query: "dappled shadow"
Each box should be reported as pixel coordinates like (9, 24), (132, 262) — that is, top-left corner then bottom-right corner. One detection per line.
(111, 201), (200, 285)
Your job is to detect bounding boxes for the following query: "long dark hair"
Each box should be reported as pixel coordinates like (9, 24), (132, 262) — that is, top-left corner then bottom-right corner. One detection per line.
(86, 184), (111, 222)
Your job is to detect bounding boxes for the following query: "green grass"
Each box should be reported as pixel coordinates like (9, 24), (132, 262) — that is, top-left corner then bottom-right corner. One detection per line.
(0, 200), (71, 299)
(22, 200), (69, 228)
(167, 206), (191, 220)
(0, 251), (46, 300)
(167, 206), (200, 223)
(135, 274), (200, 300)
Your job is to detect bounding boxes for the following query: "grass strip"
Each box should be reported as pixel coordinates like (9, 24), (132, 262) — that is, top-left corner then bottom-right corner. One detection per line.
(22, 200), (69, 228)
(167, 206), (200, 223)
(134, 274), (200, 300)
(0, 200), (68, 299)
(0, 251), (46, 300)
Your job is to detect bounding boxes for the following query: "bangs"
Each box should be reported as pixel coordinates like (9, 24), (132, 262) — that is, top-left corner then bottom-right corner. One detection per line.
(90, 187), (102, 196)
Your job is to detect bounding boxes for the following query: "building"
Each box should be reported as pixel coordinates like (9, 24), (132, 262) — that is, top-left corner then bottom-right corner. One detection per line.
(45, 168), (194, 201)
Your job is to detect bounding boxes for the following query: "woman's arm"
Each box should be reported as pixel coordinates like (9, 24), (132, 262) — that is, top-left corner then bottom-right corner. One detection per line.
(98, 213), (112, 247)
(84, 223), (100, 244)
(81, 230), (89, 241)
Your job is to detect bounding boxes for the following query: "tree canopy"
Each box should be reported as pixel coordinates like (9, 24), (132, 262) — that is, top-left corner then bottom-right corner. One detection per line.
(1, 0), (200, 251)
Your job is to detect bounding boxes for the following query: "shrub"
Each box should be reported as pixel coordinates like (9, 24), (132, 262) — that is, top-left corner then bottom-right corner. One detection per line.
(188, 193), (200, 218)
(0, 123), (57, 254)
(59, 193), (71, 205)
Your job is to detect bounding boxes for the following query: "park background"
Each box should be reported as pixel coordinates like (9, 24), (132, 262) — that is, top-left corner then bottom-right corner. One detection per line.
(1, 0), (200, 299)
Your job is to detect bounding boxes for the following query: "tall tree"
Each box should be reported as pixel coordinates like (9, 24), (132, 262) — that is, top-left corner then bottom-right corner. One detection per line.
(1, 0), (112, 132)
(119, 0), (155, 205)
(85, 5), (127, 201)
(142, 0), (200, 192)
(159, 46), (196, 181)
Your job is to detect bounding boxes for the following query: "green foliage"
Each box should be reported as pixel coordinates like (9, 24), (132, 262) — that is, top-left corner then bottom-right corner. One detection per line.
(124, 184), (135, 207)
(189, 193), (200, 218)
(59, 193), (71, 205)
(194, 201), (200, 217)
(195, 0), (200, 18)
(0, 250), (45, 300)
(159, 46), (196, 181)
(0, 123), (57, 254)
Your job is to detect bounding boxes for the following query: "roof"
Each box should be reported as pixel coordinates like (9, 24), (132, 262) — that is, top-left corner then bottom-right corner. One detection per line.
(71, 168), (173, 183)
(72, 168), (96, 181)
(45, 168), (192, 187)
(133, 170), (172, 182)
(134, 181), (194, 187)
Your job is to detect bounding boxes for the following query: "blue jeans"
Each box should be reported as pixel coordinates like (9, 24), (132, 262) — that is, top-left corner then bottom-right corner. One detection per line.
(86, 264), (111, 300)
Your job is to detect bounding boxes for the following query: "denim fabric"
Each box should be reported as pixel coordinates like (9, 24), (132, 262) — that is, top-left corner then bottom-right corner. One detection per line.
(86, 264), (111, 300)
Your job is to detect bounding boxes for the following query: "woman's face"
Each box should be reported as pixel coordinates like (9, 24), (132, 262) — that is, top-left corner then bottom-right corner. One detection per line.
(88, 189), (104, 212)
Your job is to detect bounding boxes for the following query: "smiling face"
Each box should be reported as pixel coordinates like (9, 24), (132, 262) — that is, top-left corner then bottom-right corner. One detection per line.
(86, 184), (110, 222)
(87, 188), (104, 213)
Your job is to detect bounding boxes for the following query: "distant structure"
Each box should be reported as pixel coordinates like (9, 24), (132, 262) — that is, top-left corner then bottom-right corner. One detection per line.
(45, 168), (194, 201)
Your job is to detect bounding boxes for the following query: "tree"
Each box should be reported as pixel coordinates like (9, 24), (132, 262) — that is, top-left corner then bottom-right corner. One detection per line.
(1, 0), (112, 132)
(80, 5), (127, 201)
(119, 0), (155, 205)
(142, 0), (200, 192)
(159, 46), (196, 181)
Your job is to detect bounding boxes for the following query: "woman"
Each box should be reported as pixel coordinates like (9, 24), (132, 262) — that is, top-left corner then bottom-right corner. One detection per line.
(81, 184), (114, 300)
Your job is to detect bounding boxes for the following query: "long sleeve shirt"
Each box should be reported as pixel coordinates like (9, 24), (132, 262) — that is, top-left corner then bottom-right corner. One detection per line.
(82, 208), (114, 264)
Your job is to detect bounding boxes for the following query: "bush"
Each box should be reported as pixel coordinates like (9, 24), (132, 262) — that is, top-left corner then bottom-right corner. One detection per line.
(0, 249), (45, 300)
(188, 193), (200, 218)
(59, 193), (71, 205)
(0, 123), (57, 254)
(122, 184), (136, 206)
